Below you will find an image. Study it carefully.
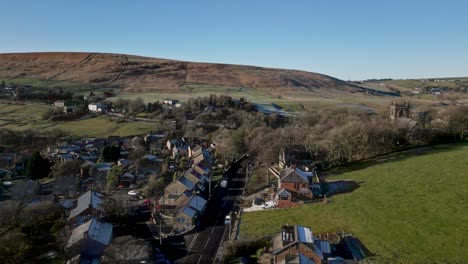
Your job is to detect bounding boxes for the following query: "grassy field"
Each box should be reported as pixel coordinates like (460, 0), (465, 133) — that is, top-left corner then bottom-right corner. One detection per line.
(0, 102), (157, 137)
(239, 144), (468, 263)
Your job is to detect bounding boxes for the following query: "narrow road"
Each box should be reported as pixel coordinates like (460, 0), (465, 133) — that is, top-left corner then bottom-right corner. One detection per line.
(161, 157), (249, 264)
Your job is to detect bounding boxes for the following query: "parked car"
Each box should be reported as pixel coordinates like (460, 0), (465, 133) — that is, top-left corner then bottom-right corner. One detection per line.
(128, 190), (139, 196)
(261, 201), (276, 209)
(224, 215), (231, 225)
(220, 179), (228, 188)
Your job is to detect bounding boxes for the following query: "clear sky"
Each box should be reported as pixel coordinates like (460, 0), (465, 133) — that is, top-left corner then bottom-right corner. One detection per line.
(1, 0), (467, 80)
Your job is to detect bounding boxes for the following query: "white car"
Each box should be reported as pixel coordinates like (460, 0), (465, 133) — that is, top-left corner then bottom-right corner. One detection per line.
(224, 215), (231, 225)
(262, 201), (276, 209)
(128, 190), (139, 196)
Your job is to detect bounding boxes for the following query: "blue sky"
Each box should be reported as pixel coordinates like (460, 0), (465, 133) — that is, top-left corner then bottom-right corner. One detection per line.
(1, 0), (467, 80)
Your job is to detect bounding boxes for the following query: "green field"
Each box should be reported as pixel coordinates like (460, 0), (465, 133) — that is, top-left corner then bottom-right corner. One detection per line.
(239, 144), (468, 263)
(0, 102), (157, 137)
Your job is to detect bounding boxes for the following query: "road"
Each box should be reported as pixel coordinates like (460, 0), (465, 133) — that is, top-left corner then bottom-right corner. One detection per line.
(161, 157), (249, 264)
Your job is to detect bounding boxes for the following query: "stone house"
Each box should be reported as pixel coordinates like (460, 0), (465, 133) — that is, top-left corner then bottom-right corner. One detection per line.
(271, 225), (329, 264)
(66, 218), (113, 259)
(68, 191), (104, 224)
(10, 180), (40, 201)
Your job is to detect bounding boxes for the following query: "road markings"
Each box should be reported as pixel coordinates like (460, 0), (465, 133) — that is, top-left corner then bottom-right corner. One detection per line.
(196, 254), (203, 264)
(187, 233), (199, 253)
(204, 235), (211, 250)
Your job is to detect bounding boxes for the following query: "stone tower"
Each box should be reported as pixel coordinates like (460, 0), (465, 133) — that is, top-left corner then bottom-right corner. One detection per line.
(390, 101), (411, 120)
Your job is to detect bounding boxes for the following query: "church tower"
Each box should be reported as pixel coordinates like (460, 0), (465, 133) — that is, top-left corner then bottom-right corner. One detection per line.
(390, 101), (411, 120)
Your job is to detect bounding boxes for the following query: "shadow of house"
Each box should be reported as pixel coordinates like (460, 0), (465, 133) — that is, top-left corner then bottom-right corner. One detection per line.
(325, 180), (360, 196)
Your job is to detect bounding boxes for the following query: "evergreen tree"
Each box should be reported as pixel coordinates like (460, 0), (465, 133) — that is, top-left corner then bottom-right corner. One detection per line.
(24, 151), (51, 179)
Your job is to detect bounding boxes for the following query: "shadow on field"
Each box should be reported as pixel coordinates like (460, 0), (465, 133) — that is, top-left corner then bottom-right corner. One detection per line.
(324, 142), (467, 176)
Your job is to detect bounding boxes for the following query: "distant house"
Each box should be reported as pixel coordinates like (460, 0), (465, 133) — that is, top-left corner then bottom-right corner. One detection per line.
(54, 175), (79, 196)
(163, 176), (195, 206)
(119, 172), (135, 187)
(173, 206), (199, 233)
(63, 105), (77, 114)
(275, 168), (319, 208)
(162, 99), (179, 105)
(166, 139), (190, 159)
(279, 145), (314, 171)
(188, 145), (203, 158)
(193, 162), (210, 176)
(54, 100), (65, 108)
(192, 149), (213, 168)
(183, 168), (209, 192)
(10, 180), (40, 201)
(0, 153), (16, 170)
(68, 191), (104, 224)
(144, 133), (166, 144)
(271, 225), (329, 264)
(88, 102), (108, 113)
(66, 218), (113, 259)
(80, 161), (96, 178)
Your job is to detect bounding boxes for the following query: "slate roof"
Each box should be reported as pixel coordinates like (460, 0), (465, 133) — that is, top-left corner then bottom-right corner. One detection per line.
(297, 225), (313, 243)
(120, 172), (135, 180)
(314, 239), (331, 254)
(178, 176), (195, 190)
(181, 206), (198, 218)
(280, 168), (313, 184)
(186, 195), (207, 212)
(193, 150), (213, 166)
(54, 175), (79, 195)
(396, 117), (418, 131)
(66, 218), (113, 248)
(69, 191), (104, 219)
(10, 180), (39, 199)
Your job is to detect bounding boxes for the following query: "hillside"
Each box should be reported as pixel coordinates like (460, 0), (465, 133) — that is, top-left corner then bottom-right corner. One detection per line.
(0, 52), (380, 95)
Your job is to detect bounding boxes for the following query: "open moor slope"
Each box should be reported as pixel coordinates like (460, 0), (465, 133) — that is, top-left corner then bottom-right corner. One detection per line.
(0, 52), (363, 94)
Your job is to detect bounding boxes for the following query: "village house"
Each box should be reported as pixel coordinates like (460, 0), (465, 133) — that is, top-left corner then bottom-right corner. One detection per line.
(68, 191), (104, 224)
(119, 172), (135, 187)
(54, 100), (65, 108)
(80, 161), (96, 179)
(166, 138), (190, 159)
(162, 99), (179, 105)
(88, 102), (108, 113)
(173, 195), (207, 233)
(163, 176), (196, 206)
(66, 218), (113, 260)
(192, 148), (213, 168)
(188, 145), (203, 158)
(279, 146), (314, 171)
(271, 225), (330, 264)
(10, 180), (40, 201)
(276, 168), (319, 208)
(0, 153), (16, 170)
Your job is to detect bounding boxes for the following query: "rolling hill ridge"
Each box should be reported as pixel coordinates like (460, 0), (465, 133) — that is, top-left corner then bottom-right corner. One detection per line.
(0, 52), (385, 96)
